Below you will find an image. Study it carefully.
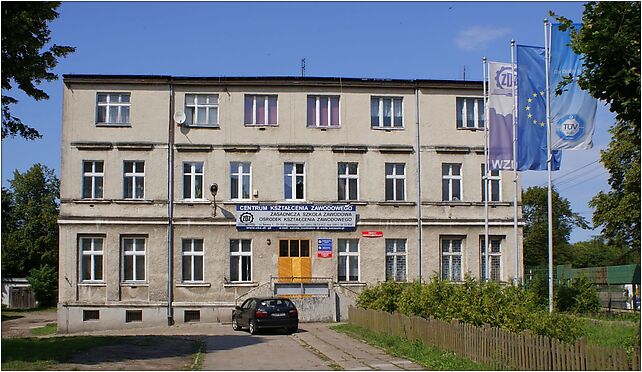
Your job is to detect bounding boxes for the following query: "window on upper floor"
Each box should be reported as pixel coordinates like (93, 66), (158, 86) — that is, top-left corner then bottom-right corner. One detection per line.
(284, 162), (305, 201)
(96, 93), (130, 125)
(307, 96), (340, 128)
(385, 163), (406, 201)
(338, 162), (358, 201)
(183, 162), (204, 200)
(456, 97), (484, 129)
(371, 97), (403, 129)
(185, 94), (218, 127)
(230, 162), (251, 200)
(481, 164), (501, 202)
(442, 163), (462, 201)
(123, 161), (145, 199)
(82, 160), (104, 199)
(244, 95), (277, 126)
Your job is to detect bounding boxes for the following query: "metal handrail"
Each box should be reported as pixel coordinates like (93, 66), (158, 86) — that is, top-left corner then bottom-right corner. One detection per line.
(234, 281), (270, 305)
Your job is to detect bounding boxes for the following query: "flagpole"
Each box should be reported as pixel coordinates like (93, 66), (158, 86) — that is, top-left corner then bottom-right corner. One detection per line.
(511, 39), (519, 285)
(483, 57), (489, 281)
(544, 19), (554, 314)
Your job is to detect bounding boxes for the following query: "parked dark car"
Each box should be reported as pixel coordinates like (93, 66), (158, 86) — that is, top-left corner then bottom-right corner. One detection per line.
(232, 297), (298, 335)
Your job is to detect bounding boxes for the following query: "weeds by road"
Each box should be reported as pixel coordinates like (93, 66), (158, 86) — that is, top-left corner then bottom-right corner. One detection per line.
(30, 323), (57, 336)
(331, 323), (493, 370)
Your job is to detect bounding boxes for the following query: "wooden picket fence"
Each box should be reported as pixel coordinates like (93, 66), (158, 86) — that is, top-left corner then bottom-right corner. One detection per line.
(348, 307), (640, 370)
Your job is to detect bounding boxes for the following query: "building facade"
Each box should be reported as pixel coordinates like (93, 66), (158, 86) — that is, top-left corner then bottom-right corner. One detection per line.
(58, 75), (523, 333)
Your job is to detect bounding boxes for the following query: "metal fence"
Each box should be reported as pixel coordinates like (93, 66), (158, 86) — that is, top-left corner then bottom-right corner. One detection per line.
(348, 307), (640, 370)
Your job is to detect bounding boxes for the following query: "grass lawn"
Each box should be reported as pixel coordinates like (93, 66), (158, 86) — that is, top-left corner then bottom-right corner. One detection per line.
(30, 323), (57, 336)
(579, 318), (640, 350)
(1, 335), (124, 370)
(331, 324), (494, 370)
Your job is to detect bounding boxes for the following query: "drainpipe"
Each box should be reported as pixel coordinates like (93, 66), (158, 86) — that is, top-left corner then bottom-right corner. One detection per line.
(167, 77), (175, 326)
(415, 84), (423, 282)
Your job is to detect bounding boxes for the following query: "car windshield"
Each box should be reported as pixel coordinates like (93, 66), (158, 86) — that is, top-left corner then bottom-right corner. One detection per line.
(257, 299), (294, 310)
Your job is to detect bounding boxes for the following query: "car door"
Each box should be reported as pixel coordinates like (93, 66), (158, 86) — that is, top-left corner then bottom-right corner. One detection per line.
(241, 298), (256, 327)
(238, 299), (252, 327)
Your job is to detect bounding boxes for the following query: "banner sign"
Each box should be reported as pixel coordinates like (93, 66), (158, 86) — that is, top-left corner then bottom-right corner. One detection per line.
(488, 61), (515, 170)
(317, 239), (333, 258)
(236, 204), (356, 231)
(361, 231), (383, 238)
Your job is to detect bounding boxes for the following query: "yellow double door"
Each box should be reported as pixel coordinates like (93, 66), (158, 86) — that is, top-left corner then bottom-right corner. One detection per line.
(278, 239), (311, 282)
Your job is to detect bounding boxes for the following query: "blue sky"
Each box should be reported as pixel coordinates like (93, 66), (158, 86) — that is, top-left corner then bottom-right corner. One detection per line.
(1, 1), (612, 242)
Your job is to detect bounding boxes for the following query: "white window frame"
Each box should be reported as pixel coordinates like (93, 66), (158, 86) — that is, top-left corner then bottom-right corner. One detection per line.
(80, 237), (104, 282)
(371, 96), (404, 129)
(284, 162), (305, 201)
(482, 164), (502, 202)
(185, 94), (219, 127)
(442, 163), (463, 201)
(244, 94), (278, 126)
(183, 162), (204, 200)
(122, 237), (146, 283)
(230, 162), (252, 201)
(96, 93), (130, 124)
(385, 163), (406, 201)
(82, 160), (104, 199)
(338, 162), (359, 201)
(307, 95), (340, 128)
(385, 239), (407, 282)
(481, 237), (502, 282)
(123, 160), (145, 199)
(456, 97), (485, 129)
(182, 239), (204, 283)
(441, 238), (463, 282)
(230, 239), (252, 283)
(338, 239), (360, 282)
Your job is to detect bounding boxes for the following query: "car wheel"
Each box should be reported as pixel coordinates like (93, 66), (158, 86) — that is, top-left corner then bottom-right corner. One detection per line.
(249, 319), (258, 335)
(287, 327), (297, 335)
(232, 317), (240, 331)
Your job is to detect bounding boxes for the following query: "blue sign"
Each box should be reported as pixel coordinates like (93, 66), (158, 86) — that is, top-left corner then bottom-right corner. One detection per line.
(318, 239), (332, 258)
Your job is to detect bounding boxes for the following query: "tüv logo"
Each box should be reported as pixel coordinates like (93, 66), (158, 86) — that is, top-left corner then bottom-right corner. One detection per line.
(556, 115), (584, 141)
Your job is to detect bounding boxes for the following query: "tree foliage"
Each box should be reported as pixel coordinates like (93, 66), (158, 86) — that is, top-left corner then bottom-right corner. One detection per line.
(566, 237), (635, 268)
(1, 164), (60, 278)
(27, 265), (58, 307)
(522, 186), (588, 267)
(552, 2), (641, 252)
(1, 2), (75, 139)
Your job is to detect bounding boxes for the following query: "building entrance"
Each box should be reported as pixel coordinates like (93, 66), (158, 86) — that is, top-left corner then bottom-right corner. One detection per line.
(278, 239), (311, 282)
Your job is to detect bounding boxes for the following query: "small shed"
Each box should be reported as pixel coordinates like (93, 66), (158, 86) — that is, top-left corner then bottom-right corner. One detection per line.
(1, 278), (37, 309)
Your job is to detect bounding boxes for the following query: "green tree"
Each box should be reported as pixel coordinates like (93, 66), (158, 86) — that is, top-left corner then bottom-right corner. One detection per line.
(1, 164), (60, 278)
(566, 236), (634, 268)
(1, 2), (75, 139)
(552, 2), (640, 253)
(522, 186), (589, 267)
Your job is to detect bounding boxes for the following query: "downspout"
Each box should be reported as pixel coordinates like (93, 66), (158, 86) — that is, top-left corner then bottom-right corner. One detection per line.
(415, 83), (423, 282)
(167, 77), (175, 326)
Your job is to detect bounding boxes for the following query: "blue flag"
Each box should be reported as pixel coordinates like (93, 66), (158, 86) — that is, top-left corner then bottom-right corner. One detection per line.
(550, 24), (597, 150)
(516, 45), (561, 171)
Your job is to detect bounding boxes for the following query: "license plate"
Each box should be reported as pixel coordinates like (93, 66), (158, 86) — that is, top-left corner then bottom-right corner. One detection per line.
(271, 313), (285, 317)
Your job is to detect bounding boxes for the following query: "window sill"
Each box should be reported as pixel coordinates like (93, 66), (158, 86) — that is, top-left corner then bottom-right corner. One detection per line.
(78, 282), (106, 287)
(176, 282), (211, 287)
(120, 282), (149, 287)
(336, 282), (366, 287)
(95, 123), (132, 127)
(113, 199), (153, 204)
(371, 126), (404, 131)
(307, 125), (341, 130)
(222, 200), (254, 205)
(223, 282), (258, 288)
(244, 124), (278, 128)
(335, 201), (367, 205)
(73, 199), (111, 204)
(175, 200), (211, 205)
(181, 124), (220, 129)
(456, 127), (484, 132)
(376, 201), (416, 206)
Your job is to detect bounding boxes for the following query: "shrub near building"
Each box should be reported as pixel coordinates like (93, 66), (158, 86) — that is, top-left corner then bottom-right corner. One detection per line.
(357, 276), (583, 343)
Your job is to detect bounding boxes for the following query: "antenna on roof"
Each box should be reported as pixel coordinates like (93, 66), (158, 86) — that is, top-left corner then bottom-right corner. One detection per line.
(462, 65), (467, 81)
(301, 58), (306, 77)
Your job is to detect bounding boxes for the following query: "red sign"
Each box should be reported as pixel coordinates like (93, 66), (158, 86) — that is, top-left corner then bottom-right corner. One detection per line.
(361, 231), (383, 238)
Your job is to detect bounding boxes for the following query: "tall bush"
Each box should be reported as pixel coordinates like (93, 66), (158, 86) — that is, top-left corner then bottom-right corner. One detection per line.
(27, 265), (58, 307)
(556, 275), (600, 313)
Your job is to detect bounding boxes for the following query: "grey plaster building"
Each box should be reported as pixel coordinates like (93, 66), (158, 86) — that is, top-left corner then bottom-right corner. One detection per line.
(58, 75), (523, 333)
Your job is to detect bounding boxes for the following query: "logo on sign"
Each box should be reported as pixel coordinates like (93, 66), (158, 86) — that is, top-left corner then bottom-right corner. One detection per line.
(556, 114), (584, 141)
(493, 66), (513, 96)
(239, 212), (254, 224)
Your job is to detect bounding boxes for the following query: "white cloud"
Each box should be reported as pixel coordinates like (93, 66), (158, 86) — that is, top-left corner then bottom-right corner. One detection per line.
(455, 26), (510, 51)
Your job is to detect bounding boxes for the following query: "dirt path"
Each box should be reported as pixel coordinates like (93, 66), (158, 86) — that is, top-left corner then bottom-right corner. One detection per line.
(1, 307), (57, 338)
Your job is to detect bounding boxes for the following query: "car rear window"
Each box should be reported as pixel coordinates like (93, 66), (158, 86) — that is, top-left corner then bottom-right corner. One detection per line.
(257, 299), (295, 310)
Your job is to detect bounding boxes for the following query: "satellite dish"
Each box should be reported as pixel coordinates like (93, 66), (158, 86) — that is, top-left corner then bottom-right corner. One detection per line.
(174, 111), (186, 125)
